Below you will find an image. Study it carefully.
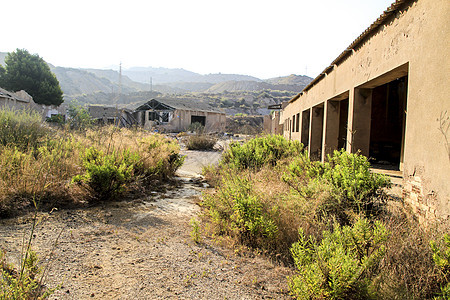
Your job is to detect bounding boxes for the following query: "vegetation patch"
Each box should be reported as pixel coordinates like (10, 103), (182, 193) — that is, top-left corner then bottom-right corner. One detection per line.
(0, 108), (184, 215)
(201, 135), (448, 299)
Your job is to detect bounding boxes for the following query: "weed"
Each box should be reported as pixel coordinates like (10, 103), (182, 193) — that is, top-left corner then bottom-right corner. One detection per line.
(289, 218), (389, 299)
(430, 234), (450, 299)
(0, 107), (50, 151)
(0, 249), (58, 299)
(203, 171), (278, 250)
(185, 135), (217, 151)
(221, 135), (303, 170)
(72, 147), (139, 202)
(190, 218), (202, 243)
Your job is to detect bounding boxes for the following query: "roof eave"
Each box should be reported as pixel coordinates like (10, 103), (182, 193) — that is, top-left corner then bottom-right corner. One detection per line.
(288, 0), (412, 104)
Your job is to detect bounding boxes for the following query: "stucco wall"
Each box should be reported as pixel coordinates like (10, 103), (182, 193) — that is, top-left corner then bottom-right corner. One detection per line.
(281, 0), (450, 221)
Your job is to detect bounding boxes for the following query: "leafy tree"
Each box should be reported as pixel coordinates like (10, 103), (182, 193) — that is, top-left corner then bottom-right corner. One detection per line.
(0, 49), (63, 106)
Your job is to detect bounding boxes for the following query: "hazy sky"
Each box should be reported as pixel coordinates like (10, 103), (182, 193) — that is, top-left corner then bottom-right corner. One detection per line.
(3, 0), (393, 79)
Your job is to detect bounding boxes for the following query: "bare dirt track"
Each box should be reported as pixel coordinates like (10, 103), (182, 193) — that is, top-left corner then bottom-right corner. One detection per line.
(0, 149), (293, 299)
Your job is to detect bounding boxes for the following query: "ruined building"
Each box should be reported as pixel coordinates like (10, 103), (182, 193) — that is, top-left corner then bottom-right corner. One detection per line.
(280, 0), (449, 222)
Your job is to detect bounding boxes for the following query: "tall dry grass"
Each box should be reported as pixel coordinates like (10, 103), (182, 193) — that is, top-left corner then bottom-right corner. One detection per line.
(0, 109), (184, 216)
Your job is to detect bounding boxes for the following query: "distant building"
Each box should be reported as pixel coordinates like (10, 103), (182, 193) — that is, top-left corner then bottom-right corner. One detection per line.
(264, 103), (285, 135)
(279, 0), (449, 223)
(135, 98), (226, 133)
(88, 105), (135, 127)
(0, 87), (66, 119)
(0, 87), (36, 110)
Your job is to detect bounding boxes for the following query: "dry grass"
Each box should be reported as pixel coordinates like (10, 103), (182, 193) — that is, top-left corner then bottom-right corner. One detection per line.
(185, 134), (217, 151)
(372, 203), (448, 299)
(0, 119), (183, 217)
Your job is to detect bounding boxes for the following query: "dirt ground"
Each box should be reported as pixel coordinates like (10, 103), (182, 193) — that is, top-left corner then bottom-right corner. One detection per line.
(0, 149), (293, 299)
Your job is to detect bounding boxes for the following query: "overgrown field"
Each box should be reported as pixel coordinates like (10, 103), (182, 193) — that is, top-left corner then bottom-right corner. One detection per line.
(201, 135), (449, 299)
(0, 107), (184, 217)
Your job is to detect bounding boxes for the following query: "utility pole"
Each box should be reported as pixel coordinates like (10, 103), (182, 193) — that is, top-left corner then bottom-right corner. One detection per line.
(119, 62), (122, 100)
(114, 62), (122, 126)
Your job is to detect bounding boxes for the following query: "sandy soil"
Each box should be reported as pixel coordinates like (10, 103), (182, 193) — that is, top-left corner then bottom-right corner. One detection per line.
(0, 149), (293, 299)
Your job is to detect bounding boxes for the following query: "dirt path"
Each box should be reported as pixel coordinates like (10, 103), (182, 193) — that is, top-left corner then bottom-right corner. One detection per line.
(0, 150), (293, 299)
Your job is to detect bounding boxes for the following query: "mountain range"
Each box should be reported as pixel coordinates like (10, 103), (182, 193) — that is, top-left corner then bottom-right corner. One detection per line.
(0, 52), (312, 114)
(1, 52), (311, 95)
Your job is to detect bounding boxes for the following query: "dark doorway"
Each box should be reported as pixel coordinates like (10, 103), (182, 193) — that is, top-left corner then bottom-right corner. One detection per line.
(369, 76), (407, 169)
(338, 98), (349, 150)
(301, 109), (310, 147)
(191, 115), (206, 126)
(148, 111), (158, 121)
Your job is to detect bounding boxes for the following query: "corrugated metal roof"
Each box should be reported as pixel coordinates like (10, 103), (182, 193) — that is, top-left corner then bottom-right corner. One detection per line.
(290, 0), (413, 103)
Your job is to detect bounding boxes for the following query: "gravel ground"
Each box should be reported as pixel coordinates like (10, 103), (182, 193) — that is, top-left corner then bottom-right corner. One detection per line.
(0, 149), (293, 299)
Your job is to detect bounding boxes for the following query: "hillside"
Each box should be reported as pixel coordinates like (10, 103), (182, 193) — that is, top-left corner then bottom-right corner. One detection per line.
(83, 68), (150, 91)
(265, 74), (312, 86)
(123, 66), (262, 85)
(50, 67), (145, 96)
(205, 80), (308, 93)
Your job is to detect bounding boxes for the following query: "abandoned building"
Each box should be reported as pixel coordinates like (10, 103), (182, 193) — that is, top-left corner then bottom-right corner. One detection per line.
(279, 0), (449, 222)
(88, 105), (135, 127)
(264, 103), (285, 135)
(134, 98), (226, 133)
(0, 87), (66, 119)
(0, 87), (36, 110)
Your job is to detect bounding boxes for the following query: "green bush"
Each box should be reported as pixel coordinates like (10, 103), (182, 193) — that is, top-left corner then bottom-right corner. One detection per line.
(221, 135), (303, 170)
(72, 147), (140, 201)
(283, 150), (390, 221)
(323, 150), (391, 209)
(136, 134), (184, 181)
(0, 249), (57, 299)
(45, 114), (65, 124)
(430, 234), (450, 299)
(289, 218), (389, 299)
(0, 107), (49, 151)
(203, 172), (278, 247)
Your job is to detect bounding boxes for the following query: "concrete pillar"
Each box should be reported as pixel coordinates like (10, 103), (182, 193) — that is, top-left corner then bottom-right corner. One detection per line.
(347, 88), (372, 156)
(322, 100), (340, 161)
(309, 104), (324, 161)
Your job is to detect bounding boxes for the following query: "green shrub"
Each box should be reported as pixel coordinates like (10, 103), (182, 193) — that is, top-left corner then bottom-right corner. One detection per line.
(45, 114), (65, 124)
(190, 218), (202, 243)
(203, 172), (278, 248)
(283, 150), (390, 221)
(0, 249), (57, 299)
(322, 150), (391, 210)
(289, 218), (389, 299)
(221, 135), (303, 170)
(136, 134), (184, 181)
(0, 107), (49, 151)
(430, 234), (450, 299)
(72, 147), (140, 201)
